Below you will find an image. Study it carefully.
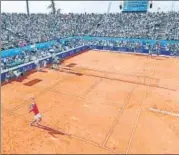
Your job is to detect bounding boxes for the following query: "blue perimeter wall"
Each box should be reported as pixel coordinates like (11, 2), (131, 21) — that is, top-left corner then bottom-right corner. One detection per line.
(1, 36), (179, 81)
(2, 36), (179, 58)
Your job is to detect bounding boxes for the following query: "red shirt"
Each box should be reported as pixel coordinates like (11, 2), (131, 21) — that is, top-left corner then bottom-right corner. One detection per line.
(30, 103), (39, 115)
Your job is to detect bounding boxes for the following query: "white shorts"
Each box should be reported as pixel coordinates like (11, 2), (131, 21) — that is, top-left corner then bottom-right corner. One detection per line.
(34, 113), (42, 120)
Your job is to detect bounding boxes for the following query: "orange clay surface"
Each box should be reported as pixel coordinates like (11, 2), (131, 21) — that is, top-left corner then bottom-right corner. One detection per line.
(2, 50), (179, 154)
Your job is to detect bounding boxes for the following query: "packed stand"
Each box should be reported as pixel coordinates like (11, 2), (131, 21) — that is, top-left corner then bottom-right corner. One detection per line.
(1, 12), (179, 71)
(1, 12), (179, 50)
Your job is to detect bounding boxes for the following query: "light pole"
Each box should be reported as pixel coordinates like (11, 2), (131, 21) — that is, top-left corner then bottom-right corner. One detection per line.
(171, 1), (175, 12)
(26, 0), (30, 16)
(107, 2), (112, 14)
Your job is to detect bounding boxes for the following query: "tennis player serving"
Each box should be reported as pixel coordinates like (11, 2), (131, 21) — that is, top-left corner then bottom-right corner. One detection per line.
(29, 97), (42, 126)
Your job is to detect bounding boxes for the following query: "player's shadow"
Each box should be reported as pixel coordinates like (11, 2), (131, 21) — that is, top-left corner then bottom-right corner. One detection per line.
(33, 124), (68, 137)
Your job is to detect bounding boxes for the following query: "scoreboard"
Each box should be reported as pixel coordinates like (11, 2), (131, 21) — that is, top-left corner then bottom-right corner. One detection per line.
(122, 0), (149, 12)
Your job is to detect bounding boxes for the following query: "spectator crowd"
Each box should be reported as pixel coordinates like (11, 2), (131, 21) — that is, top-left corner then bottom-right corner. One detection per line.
(1, 12), (179, 50)
(1, 12), (179, 70)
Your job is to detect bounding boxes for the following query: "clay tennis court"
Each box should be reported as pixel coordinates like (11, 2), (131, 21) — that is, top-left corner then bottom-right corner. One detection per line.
(2, 50), (179, 154)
